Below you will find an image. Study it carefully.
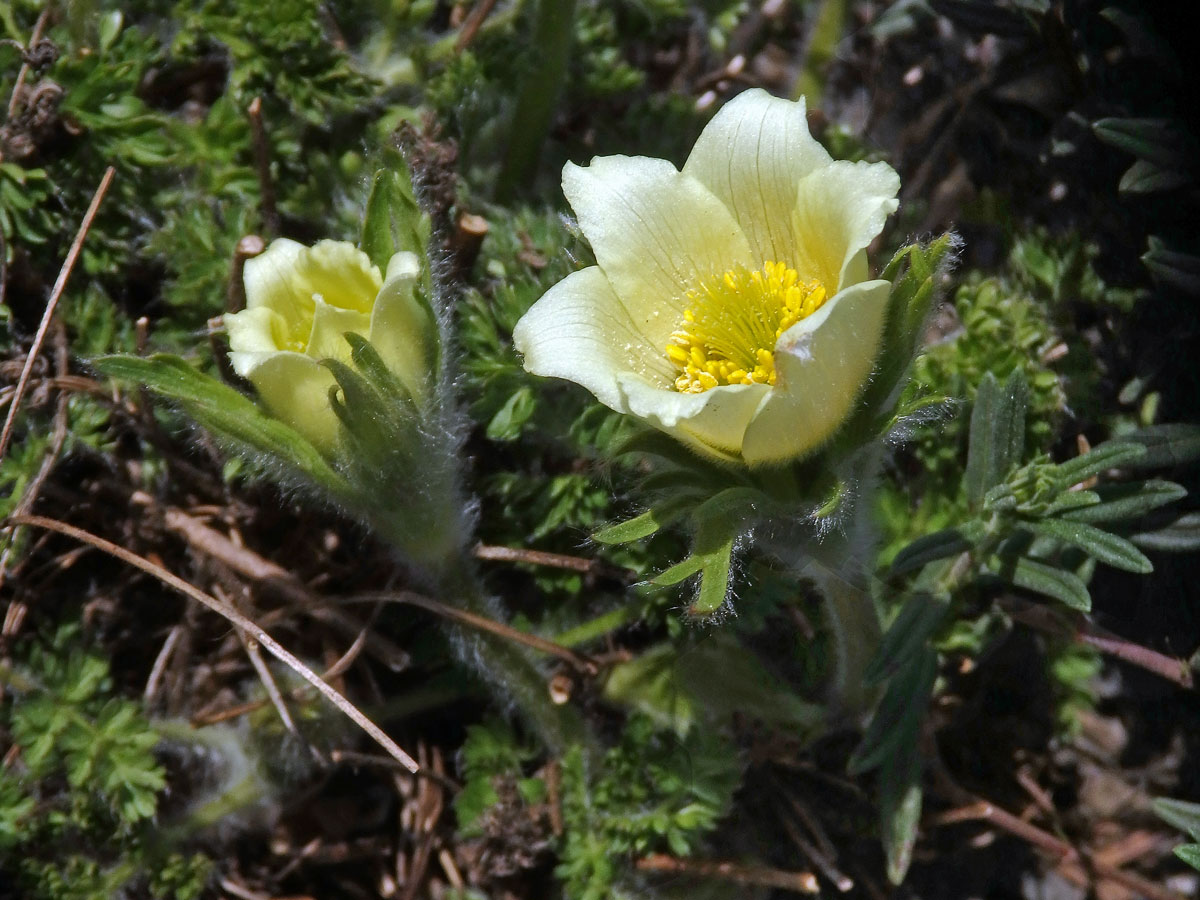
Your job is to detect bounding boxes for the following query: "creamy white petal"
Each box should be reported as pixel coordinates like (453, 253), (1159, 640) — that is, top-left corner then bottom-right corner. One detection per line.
(789, 160), (900, 292)
(384, 250), (421, 282)
(740, 279), (890, 465)
(298, 240), (382, 313)
(305, 298), (371, 362)
(231, 350), (339, 451)
(683, 89), (833, 266)
(514, 266), (674, 411)
(562, 156), (754, 347)
(368, 256), (438, 399)
(225, 306), (287, 358)
(616, 373), (769, 462)
(243, 238), (311, 313)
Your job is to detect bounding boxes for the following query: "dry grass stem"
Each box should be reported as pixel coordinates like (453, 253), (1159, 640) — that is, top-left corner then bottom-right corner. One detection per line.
(635, 854), (820, 894)
(0, 166), (114, 461)
(348, 591), (600, 675)
(10, 514), (420, 774)
(474, 541), (635, 583)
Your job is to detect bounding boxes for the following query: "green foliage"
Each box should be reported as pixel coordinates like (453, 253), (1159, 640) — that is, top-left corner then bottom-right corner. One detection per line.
(602, 632), (824, 736)
(0, 626), (211, 900)
(902, 272), (1066, 497)
(453, 713), (739, 900)
(0, 161), (55, 257)
(557, 715), (740, 899)
(1154, 798), (1200, 872)
(2, 4), (1194, 898)
(1046, 640), (1101, 735)
(7, 626), (164, 824)
(457, 205), (650, 594)
(887, 396), (1184, 614)
(93, 352), (351, 495)
(865, 389), (1195, 882)
(453, 719), (544, 833)
(173, 0), (377, 127)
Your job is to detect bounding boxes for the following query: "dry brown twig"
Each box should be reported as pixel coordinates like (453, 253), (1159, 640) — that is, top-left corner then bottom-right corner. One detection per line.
(454, 0), (501, 52)
(246, 98), (279, 235)
(932, 792), (1187, 900)
(635, 853), (820, 895)
(474, 542), (636, 584)
(3, 5), (52, 123)
(347, 591), (600, 676)
(1, 167), (115, 622)
(149, 498), (412, 672)
(151, 499), (599, 674)
(9, 513), (421, 774)
(1000, 596), (1194, 690)
(0, 322), (70, 606)
(0, 166), (113, 460)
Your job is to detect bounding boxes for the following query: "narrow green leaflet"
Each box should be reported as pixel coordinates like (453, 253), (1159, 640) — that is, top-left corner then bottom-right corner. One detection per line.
(880, 732), (923, 885)
(965, 369), (1028, 509)
(1177, 845), (1200, 870)
(1054, 440), (1146, 484)
(345, 333), (418, 410)
(1115, 423), (1200, 471)
(485, 386), (536, 441)
(1153, 797), (1200, 873)
(1030, 517), (1152, 574)
(1120, 158), (1192, 194)
(996, 555), (1091, 611)
(652, 554), (707, 587)
(1041, 489), (1101, 517)
(691, 541), (734, 617)
(593, 508), (670, 545)
(360, 154), (431, 278)
(1092, 117), (1193, 168)
(1142, 236), (1200, 293)
(865, 592), (950, 685)
(849, 647), (938, 775)
(1154, 797), (1200, 840)
(1130, 512), (1200, 552)
(92, 354), (348, 496)
(840, 233), (956, 451)
(889, 528), (971, 578)
(1059, 479), (1186, 524)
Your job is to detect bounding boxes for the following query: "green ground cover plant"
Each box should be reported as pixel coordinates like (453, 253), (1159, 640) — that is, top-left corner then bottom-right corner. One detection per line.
(2, 2), (1198, 899)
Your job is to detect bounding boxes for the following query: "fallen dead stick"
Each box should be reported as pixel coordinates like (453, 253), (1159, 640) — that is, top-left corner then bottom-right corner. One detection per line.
(152, 499), (411, 671)
(9, 514), (420, 774)
(153, 499), (598, 675)
(474, 542), (636, 583)
(1000, 596), (1194, 690)
(636, 853), (819, 894)
(0, 167), (114, 461)
(345, 591), (600, 676)
(932, 798), (1187, 900)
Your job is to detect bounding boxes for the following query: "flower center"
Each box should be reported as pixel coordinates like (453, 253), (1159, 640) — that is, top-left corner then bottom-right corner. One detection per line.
(274, 293), (323, 354)
(666, 261), (828, 393)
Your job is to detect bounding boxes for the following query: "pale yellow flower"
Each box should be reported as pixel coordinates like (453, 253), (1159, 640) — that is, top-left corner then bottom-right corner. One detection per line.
(226, 238), (435, 450)
(513, 89), (900, 465)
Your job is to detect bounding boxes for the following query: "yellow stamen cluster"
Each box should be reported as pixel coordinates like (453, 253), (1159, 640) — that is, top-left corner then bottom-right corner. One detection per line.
(666, 261), (828, 393)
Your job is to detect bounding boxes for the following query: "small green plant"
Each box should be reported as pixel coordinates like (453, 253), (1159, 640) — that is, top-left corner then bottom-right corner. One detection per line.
(0, 626), (211, 900)
(558, 715), (740, 900)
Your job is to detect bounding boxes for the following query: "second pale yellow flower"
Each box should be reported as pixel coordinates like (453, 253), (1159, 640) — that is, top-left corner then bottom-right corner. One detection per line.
(225, 239), (436, 452)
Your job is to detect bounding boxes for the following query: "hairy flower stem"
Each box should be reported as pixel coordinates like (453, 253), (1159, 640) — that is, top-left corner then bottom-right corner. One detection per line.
(436, 561), (593, 756)
(764, 451), (885, 717)
(802, 548), (882, 716)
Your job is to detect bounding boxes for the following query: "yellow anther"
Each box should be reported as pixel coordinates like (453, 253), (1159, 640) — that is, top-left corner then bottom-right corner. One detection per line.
(665, 261), (828, 394)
